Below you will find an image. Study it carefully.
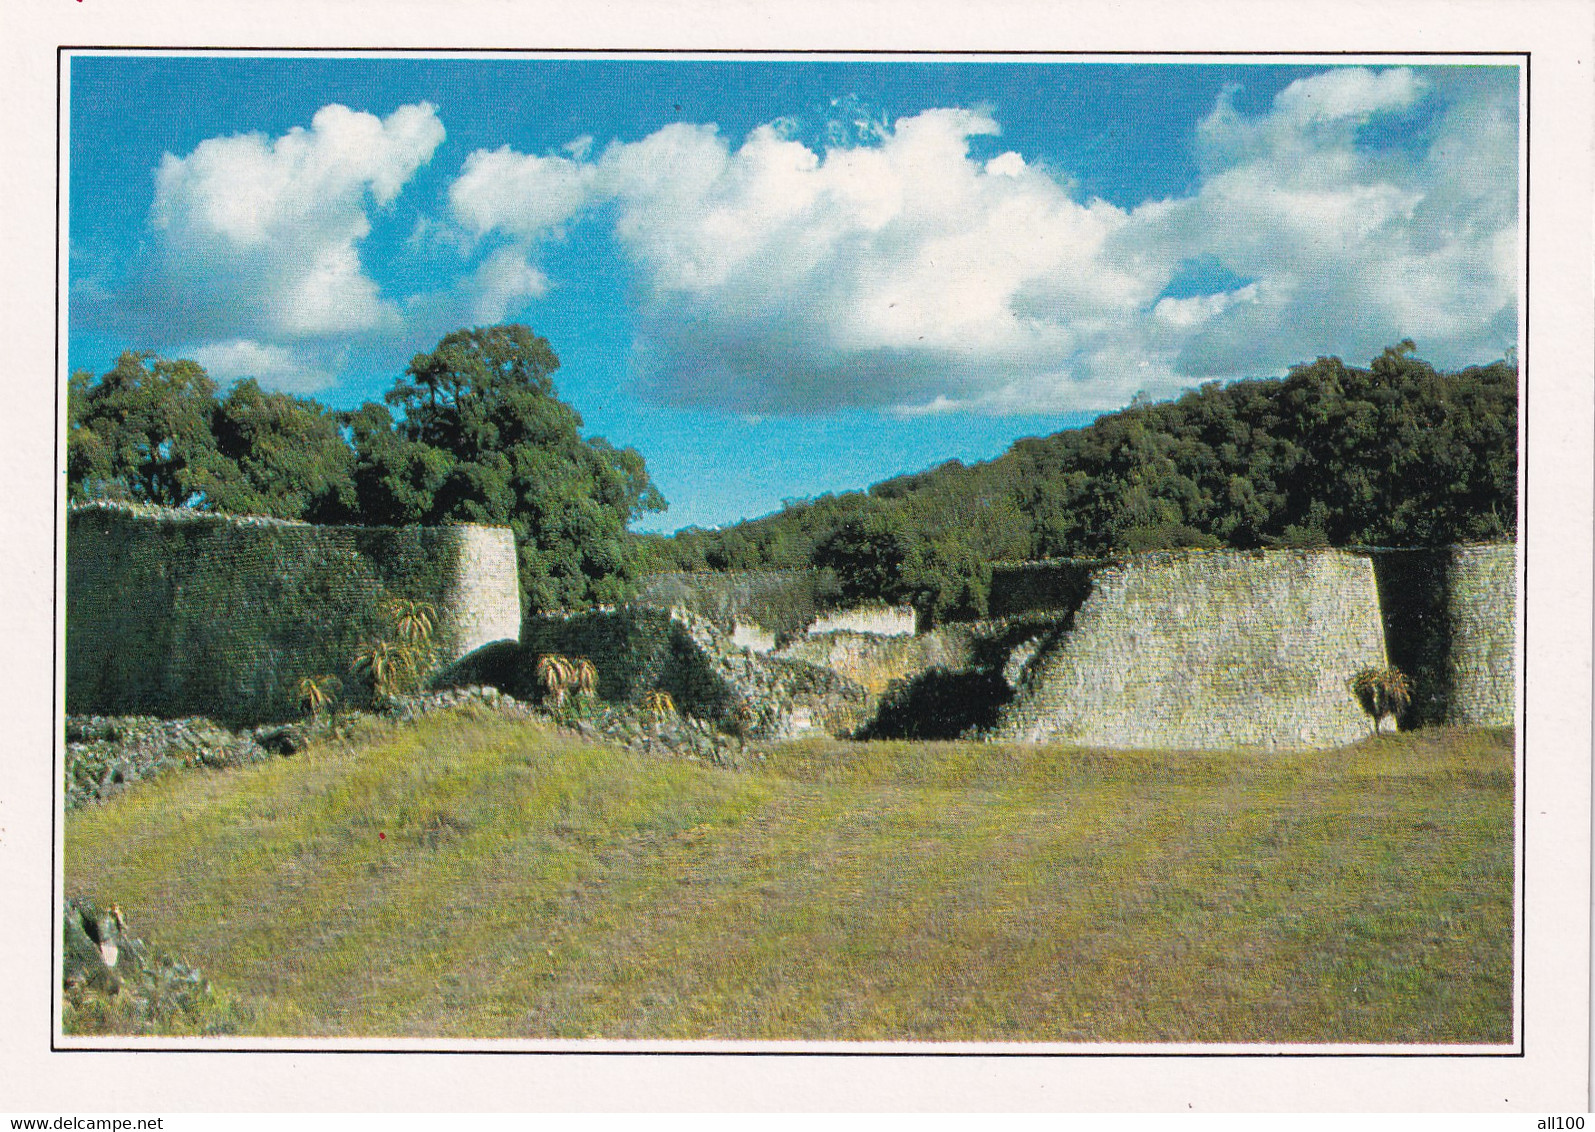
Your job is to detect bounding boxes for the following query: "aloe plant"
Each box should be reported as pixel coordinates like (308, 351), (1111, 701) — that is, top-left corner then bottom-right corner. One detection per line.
(1350, 666), (1414, 734)
(297, 674), (342, 720)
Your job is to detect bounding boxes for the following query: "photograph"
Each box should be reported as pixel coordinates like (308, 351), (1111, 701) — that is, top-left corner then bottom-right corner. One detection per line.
(55, 49), (1527, 1052)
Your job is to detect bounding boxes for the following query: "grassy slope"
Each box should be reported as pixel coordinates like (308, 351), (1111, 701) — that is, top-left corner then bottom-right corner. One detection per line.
(65, 710), (1515, 1043)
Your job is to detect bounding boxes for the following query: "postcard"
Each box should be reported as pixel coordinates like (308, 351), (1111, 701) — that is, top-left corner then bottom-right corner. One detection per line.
(4, 0), (1592, 1115)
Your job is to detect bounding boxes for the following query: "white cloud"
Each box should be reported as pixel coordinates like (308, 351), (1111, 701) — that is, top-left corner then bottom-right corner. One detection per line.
(1150, 67), (1517, 382)
(450, 107), (1153, 413)
(188, 338), (334, 394)
(98, 69), (1514, 413)
(446, 66), (1517, 416)
(144, 102), (445, 341)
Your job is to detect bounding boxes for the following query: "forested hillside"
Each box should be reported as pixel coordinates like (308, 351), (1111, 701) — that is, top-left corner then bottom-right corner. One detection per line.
(641, 343), (1517, 623)
(69, 331), (1515, 625)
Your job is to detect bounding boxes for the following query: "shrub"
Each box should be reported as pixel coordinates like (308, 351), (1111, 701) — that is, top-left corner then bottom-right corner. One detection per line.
(297, 674), (342, 720)
(642, 688), (676, 719)
(1351, 666), (1414, 734)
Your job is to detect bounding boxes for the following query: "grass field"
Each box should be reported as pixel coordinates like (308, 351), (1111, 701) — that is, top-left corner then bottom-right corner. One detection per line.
(64, 709), (1516, 1043)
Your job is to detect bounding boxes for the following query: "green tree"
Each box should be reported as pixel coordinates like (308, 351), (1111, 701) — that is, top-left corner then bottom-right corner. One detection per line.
(68, 352), (223, 507)
(193, 380), (355, 520)
(341, 325), (667, 612)
(647, 341), (1516, 616)
(812, 510), (912, 606)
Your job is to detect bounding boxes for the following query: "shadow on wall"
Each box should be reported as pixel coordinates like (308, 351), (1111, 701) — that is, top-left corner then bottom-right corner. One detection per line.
(441, 610), (738, 722)
(1369, 550), (1455, 728)
(857, 670), (1015, 740)
(986, 559), (1099, 621)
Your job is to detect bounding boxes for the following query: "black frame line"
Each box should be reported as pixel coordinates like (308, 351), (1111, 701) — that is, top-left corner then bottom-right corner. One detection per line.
(50, 44), (1532, 1060)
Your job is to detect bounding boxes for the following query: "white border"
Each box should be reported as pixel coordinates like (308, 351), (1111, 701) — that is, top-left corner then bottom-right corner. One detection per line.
(4, 0), (1590, 1114)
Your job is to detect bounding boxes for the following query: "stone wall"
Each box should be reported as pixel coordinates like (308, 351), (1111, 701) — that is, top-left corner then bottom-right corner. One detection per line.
(444, 524), (524, 656)
(1446, 544), (1517, 726)
(774, 625), (980, 697)
(989, 549), (1390, 751)
(1370, 544), (1517, 728)
(634, 570), (842, 641)
(511, 606), (868, 739)
(805, 605), (917, 637)
(66, 502), (520, 724)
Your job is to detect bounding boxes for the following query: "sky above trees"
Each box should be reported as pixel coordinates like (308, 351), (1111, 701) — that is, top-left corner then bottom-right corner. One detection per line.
(68, 55), (1520, 530)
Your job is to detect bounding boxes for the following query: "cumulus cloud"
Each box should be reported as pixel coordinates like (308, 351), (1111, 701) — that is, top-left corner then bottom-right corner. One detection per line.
(93, 69), (1515, 411)
(1148, 67), (1518, 382)
(188, 339), (335, 394)
(135, 102), (445, 350)
(446, 66), (1518, 415)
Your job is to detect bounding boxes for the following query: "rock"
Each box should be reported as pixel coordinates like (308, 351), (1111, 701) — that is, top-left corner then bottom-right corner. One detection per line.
(254, 725), (309, 756)
(60, 897), (248, 1035)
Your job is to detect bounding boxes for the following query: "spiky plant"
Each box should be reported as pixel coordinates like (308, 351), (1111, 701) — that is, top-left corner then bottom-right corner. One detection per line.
(297, 674), (342, 721)
(354, 639), (424, 700)
(535, 654), (575, 708)
(726, 697), (759, 739)
(384, 598), (437, 646)
(572, 657), (599, 700)
(1350, 665), (1414, 734)
(642, 689), (676, 719)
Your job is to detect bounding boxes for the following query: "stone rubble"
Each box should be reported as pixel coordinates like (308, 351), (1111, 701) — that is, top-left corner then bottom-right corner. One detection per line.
(64, 684), (773, 812)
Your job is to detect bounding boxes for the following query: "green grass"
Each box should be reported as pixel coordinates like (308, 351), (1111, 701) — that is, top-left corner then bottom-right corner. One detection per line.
(64, 708), (1515, 1043)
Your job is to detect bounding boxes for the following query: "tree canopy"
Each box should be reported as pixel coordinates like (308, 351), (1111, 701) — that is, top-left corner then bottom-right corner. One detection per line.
(68, 326), (667, 613)
(68, 334), (1515, 623)
(643, 343), (1517, 623)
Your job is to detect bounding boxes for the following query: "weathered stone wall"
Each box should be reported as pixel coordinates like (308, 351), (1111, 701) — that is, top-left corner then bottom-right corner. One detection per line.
(66, 502), (520, 724)
(1446, 544), (1516, 726)
(510, 606), (868, 739)
(805, 605), (917, 637)
(444, 524), (523, 656)
(775, 625), (980, 697)
(989, 549), (1390, 751)
(730, 622), (777, 653)
(634, 570), (842, 641)
(1368, 544), (1517, 728)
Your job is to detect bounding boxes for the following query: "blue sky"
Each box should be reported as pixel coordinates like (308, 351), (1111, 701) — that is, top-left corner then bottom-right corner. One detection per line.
(68, 56), (1520, 532)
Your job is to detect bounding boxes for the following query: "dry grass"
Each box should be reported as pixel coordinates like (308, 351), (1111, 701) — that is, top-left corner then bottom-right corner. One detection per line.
(64, 711), (1515, 1043)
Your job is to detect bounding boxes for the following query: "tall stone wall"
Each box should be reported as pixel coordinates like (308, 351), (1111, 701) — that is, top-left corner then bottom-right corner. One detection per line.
(1446, 544), (1516, 726)
(66, 503), (520, 724)
(1368, 544), (1517, 728)
(444, 524), (523, 657)
(989, 549), (1389, 751)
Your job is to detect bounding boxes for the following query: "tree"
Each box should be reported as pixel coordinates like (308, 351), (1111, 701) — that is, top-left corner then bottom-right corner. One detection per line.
(195, 380), (355, 520)
(812, 510), (913, 606)
(348, 325), (667, 612)
(68, 352), (224, 507)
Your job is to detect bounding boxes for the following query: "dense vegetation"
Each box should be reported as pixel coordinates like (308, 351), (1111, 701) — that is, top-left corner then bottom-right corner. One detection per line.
(66, 711), (1514, 1041)
(70, 331), (1515, 623)
(68, 326), (665, 612)
(642, 343), (1517, 623)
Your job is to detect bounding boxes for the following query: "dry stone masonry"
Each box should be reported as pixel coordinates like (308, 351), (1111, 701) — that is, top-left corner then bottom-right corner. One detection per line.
(67, 502), (520, 724)
(65, 502), (1515, 750)
(1368, 543), (1517, 728)
(988, 549), (1392, 750)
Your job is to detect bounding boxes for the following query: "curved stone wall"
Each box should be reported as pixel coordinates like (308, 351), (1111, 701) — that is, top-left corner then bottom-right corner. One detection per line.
(66, 503), (520, 724)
